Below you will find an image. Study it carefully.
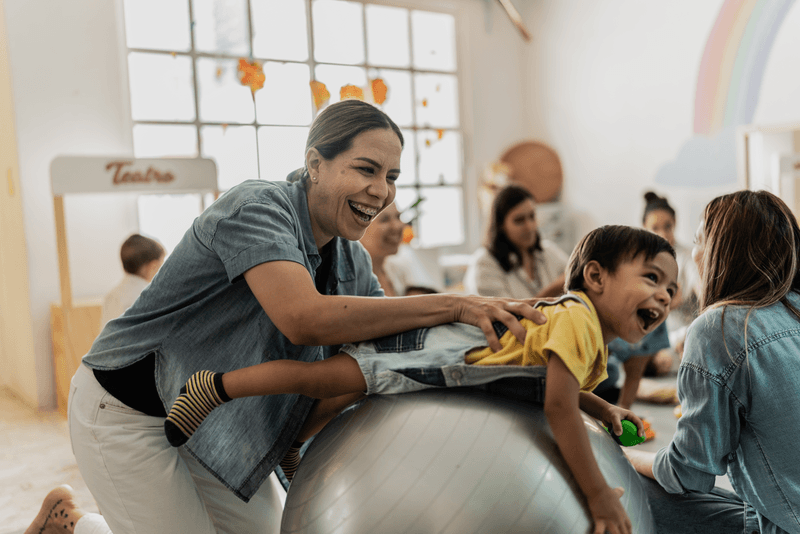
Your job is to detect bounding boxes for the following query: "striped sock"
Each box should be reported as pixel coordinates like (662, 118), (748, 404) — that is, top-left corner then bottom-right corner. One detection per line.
(164, 370), (231, 447)
(279, 441), (304, 483)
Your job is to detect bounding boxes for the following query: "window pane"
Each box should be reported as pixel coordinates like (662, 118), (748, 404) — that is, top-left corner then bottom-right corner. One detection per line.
(133, 124), (198, 157)
(417, 130), (462, 185)
(124, 0), (191, 51)
(393, 187), (419, 217)
(252, 0), (308, 61)
(200, 125), (259, 190)
(314, 65), (367, 105)
(365, 5), (409, 67)
(417, 186), (463, 247)
(128, 52), (196, 121)
(258, 126), (309, 182)
(255, 62), (312, 125)
(415, 73), (459, 128)
(192, 0), (249, 55)
(138, 194), (203, 255)
(396, 129), (416, 187)
(196, 58), (255, 123)
(411, 11), (456, 72)
(369, 68), (412, 127)
(313, 0), (364, 65)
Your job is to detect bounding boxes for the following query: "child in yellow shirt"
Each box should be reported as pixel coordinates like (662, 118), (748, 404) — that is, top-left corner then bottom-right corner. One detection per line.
(166, 224), (678, 534)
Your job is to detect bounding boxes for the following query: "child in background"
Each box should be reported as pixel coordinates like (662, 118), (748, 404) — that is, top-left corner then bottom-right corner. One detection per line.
(100, 234), (165, 326)
(165, 225), (678, 534)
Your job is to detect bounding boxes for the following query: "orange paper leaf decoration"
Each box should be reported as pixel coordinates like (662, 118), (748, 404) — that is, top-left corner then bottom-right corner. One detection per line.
(309, 80), (330, 110)
(237, 58), (265, 96)
(402, 225), (415, 244)
(340, 84), (364, 101)
(370, 78), (388, 105)
(436, 129), (444, 140)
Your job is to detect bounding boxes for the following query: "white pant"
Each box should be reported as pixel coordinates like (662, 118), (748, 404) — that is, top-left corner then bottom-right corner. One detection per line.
(68, 364), (284, 534)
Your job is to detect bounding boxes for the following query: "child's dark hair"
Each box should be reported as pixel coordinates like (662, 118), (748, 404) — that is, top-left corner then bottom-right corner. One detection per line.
(486, 184), (543, 272)
(120, 234), (165, 275)
(642, 191), (675, 224)
(565, 225), (675, 291)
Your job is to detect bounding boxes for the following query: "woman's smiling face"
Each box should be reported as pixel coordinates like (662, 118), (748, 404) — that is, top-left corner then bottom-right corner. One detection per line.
(306, 128), (402, 247)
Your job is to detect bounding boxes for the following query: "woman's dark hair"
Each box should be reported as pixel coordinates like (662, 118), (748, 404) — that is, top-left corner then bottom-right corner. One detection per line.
(287, 100), (404, 185)
(120, 234), (165, 275)
(486, 184), (542, 272)
(642, 191), (676, 224)
(565, 225), (675, 291)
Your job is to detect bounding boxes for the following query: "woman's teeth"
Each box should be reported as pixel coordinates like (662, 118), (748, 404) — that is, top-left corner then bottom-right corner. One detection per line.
(349, 201), (378, 222)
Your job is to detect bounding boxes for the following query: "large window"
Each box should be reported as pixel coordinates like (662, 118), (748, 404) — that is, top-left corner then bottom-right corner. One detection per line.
(123, 0), (465, 251)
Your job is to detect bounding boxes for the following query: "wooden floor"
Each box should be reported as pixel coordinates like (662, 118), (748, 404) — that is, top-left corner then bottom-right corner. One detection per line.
(0, 388), (98, 534)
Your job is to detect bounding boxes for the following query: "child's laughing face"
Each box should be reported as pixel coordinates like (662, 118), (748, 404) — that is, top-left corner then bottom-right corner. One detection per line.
(592, 251), (679, 345)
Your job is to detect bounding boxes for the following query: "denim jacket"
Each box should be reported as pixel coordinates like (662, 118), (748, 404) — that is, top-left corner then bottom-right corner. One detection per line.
(653, 292), (800, 534)
(82, 180), (383, 501)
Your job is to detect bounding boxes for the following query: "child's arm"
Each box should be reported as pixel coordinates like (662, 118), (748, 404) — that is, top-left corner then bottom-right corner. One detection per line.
(544, 354), (632, 534)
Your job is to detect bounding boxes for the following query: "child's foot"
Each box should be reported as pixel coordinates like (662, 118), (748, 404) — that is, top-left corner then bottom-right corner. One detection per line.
(25, 485), (85, 534)
(636, 378), (679, 405)
(164, 370), (231, 447)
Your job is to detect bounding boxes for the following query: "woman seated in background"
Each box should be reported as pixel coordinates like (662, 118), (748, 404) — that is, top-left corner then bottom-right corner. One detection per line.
(359, 202), (439, 296)
(464, 184), (568, 298)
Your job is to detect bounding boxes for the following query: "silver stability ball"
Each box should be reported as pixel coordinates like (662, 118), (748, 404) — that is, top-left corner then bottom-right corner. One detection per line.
(281, 388), (655, 534)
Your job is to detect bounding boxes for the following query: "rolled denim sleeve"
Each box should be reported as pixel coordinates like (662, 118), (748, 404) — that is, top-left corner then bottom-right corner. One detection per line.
(200, 193), (307, 283)
(653, 318), (742, 494)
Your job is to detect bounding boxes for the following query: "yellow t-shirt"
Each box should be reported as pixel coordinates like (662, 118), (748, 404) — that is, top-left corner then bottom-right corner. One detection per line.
(465, 291), (608, 392)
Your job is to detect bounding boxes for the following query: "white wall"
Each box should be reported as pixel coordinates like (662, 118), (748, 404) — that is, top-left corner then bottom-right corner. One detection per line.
(520, 0), (800, 247)
(4, 0), (137, 408)
(3, 0), (532, 408)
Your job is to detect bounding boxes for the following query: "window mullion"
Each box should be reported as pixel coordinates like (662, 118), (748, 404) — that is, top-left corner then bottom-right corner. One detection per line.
(187, 0), (202, 158)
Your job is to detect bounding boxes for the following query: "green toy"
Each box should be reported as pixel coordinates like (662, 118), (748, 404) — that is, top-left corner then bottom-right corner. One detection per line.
(604, 419), (645, 446)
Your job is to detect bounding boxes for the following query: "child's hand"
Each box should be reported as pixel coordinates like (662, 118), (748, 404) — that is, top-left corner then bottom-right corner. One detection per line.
(587, 486), (632, 534)
(601, 405), (645, 440)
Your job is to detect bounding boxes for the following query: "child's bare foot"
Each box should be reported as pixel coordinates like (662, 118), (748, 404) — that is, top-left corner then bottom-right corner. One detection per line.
(25, 485), (86, 534)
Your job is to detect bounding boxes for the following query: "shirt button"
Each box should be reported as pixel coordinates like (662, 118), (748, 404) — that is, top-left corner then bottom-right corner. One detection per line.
(451, 370), (463, 380)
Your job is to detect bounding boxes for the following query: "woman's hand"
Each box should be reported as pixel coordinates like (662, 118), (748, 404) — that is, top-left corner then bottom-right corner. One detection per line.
(600, 404), (645, 441)
(452, 296), (547, 352)
(587, 486), (632, 534)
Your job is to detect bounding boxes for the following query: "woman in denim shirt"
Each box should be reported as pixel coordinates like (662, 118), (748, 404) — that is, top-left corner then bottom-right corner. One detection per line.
(29, 100), (547, 534)
(625, 190), (800, 534)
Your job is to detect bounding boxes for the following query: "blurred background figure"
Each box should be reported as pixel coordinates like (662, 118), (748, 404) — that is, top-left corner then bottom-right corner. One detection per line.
(100, 234), (165, 326)
(360, 203), (438, 296)
(642, 191), (700, 359)
(463, 184), (567, 298)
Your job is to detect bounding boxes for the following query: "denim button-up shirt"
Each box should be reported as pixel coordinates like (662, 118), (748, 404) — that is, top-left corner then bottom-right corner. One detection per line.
(653, 292), (800, 534)
(83, 179), (382, 501)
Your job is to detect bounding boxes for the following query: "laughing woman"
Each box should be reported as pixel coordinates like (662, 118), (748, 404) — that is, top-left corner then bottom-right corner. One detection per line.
(625, 190), (800, 534)
(28, 100), (546, 534)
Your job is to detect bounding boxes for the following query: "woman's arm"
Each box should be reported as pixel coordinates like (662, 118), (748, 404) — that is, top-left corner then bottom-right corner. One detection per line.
(545, 355), (632, 534)
(244, 260), (545, 351)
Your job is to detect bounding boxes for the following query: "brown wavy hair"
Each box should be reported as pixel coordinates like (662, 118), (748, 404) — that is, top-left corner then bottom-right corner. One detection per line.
(699, 190), (800, 317)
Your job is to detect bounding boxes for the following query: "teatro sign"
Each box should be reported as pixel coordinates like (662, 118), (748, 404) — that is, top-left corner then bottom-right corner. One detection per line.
(51, 156), (217, 195)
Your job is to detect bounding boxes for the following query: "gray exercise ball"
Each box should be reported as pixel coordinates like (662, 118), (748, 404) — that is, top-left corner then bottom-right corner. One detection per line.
(281, 388), (655, 534)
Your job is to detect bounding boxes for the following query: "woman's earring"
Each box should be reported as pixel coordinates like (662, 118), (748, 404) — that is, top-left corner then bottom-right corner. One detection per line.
(310, 175), (318, 182)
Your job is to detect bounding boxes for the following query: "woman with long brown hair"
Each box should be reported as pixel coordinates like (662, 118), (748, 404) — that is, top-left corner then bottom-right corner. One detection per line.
(625, 190), (800, 533)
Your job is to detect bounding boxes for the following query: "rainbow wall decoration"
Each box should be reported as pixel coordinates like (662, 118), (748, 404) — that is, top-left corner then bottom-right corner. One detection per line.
(694, 0), (795, 136)
(657, 0), (795, 187)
